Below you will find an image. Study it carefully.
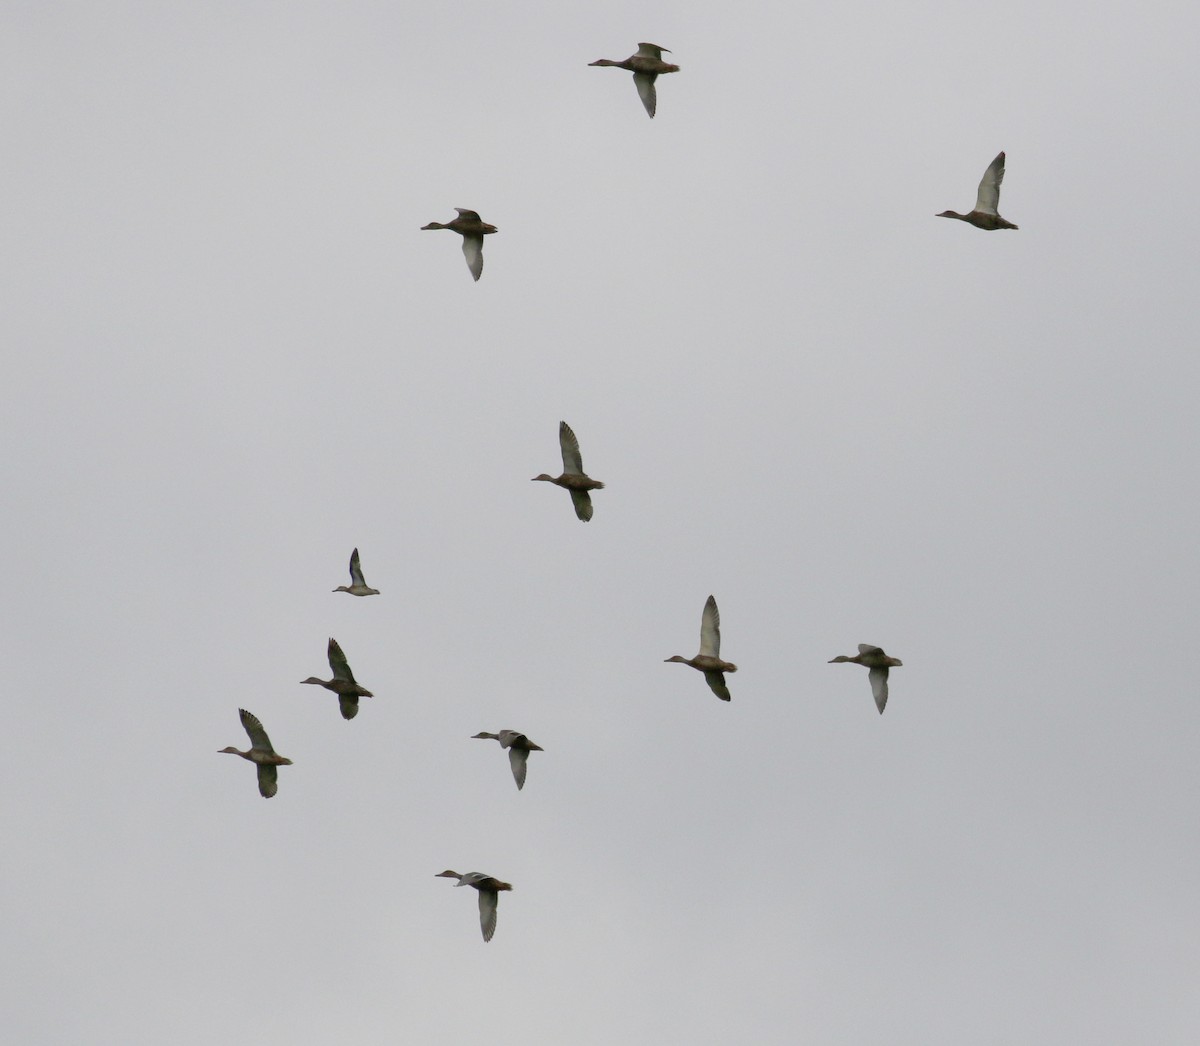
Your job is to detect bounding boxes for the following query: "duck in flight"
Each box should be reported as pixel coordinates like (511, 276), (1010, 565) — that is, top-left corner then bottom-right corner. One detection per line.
(332, 547), (379, 596)
(828, 644), (904, 714)
(589, 42), (680, 118)
(471, 730), (544, 791)
(300, 637), (374, 720)
(664, 594), (738, 701)
(218, 708), (293, 798)
(435, 870), (513, 942)
(421, 208), (498, 281)
(532, 420), (605, 522)
(937, 151), (1019, 230)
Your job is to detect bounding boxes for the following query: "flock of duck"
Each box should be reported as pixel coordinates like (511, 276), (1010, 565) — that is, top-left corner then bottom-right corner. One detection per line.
(219, 41), (1019, 942)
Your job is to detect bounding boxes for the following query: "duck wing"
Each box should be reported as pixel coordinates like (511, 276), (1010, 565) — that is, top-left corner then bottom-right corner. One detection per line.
(477, 887), (500, 942)
(328, 638), (358, 685)
(559, 421), (585, 474)
(868, 666), (890, 714)
(505, 731), (540, 750)
(239, 708), (275, 753)
(633, 71), (658, 118)
(974, 152), (1006, 216)
(704, 669), (731, 702)
(569, 488), (594, 522)
(700, 595), (722, 657)
(256, 763), (279, 798)
(507, 747), (530, 790)
(461, 233), (485, 281)
(348, 548), (366, 587)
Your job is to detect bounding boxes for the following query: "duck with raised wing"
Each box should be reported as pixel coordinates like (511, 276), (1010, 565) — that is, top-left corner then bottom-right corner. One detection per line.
(828, 644), (903, 714)
(219, 708), (293, 798)
(300, 637), (374, 720)
(435, 870), (513, 942)
(532, 420), (604, 522)
(472, 730), (544, 791)
(664, 594), (737, 701)
(589, 42), (680, 118)
(421, 208), (498, 281)
(332, 547), (379, 596)
(937, 151), (1019, 230)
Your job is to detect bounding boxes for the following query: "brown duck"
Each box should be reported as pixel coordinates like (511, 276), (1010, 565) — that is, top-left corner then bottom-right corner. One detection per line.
(218, 708), (293, 798)
(664, 594), (738, 701)
(828, 644), (904, 714)
(421, 208), (498, 281)
(937, 151), (1019, 230)
(300, 637), (374, 720)
(532, 420), (604, 522)
(435, 870), (513, 942)
(471, 730), (544, 791)
(332, 547), (379, 596)
(589, 42), (680, 118)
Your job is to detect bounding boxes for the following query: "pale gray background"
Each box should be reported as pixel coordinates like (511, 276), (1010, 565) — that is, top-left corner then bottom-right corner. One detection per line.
(3, 2), (1199, 1043)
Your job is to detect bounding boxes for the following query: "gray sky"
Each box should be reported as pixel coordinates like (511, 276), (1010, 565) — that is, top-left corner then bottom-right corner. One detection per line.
(4, 2), (1199, 1043)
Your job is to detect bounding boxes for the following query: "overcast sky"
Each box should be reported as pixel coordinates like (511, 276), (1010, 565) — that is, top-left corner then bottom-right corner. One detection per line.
(4, 2), (1200, 1043)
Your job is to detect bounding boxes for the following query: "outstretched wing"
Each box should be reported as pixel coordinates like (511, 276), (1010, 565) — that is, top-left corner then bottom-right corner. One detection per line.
(704, 670), (731, 702)
(239, 708), (274, 752)
(559, 421), (585, 474)
(700, 595), (721, 657)
(461, 234), (485, 281)
(348, 548), (366, 586)
(257, 763), (279, 798)
(508, 747), (530, 790)
(868, 666), (889, 714)
(569, 488), (594, 522)
(633, 71), (658, 118)
(478, 888), (499, 942)
(328, 638), (358, 685)
(339, 693), (360, 720)
(636, 43), (668, 59)
(975, 152), (1005, 216)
